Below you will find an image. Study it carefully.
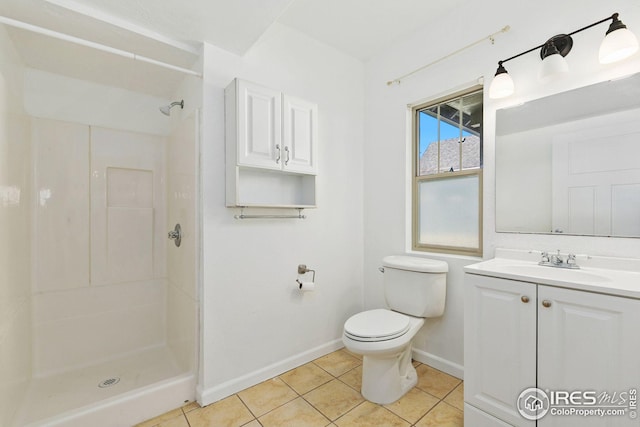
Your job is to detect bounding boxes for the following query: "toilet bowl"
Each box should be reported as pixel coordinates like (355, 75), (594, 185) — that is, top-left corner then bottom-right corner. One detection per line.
(342, 255), (447, 404)
(343, 308), (424, 404)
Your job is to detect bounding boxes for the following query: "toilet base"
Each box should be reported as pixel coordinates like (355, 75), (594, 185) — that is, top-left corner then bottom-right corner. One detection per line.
(360, 344), (416, 404)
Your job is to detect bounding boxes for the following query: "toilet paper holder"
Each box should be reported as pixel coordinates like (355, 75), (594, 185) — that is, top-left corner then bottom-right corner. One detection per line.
(296, 264), (316, 285)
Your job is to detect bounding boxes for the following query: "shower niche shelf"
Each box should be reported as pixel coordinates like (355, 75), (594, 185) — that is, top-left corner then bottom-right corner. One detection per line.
(225, 78), (318, 208)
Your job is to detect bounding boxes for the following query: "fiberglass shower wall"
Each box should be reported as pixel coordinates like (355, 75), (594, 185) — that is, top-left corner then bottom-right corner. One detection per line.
(32, 119), (167, 375)
(0, 17), (200, 422)
(0, 24), (31, 427)
(166, 111), (199, 374)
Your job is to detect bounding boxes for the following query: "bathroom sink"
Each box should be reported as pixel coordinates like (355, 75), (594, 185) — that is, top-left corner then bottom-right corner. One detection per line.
(464, 249), (640, 299)
(500, 264), (612, 283)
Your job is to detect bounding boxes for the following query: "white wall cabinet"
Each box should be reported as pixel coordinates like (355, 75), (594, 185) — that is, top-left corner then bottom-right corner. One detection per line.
(225, 78), (318, 208)
(465, 273), (640, 427)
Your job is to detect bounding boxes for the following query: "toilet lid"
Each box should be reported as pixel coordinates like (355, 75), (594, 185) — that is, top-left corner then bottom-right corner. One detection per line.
(344, 309), (410, 342)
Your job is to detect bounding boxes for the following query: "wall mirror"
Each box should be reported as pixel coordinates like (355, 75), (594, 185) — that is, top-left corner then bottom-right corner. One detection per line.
(495, 72), (640, 237)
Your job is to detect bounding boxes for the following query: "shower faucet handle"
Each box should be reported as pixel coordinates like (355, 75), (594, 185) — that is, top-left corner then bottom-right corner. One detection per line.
(167, 223), (182, 247)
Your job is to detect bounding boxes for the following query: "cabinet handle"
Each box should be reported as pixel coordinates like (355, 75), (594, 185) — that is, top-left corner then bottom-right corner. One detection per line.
(521, 296), (530, 303)
(275, 144), (281, 164)
(284, 146), (290, 165)
(542, 300), (552, 308)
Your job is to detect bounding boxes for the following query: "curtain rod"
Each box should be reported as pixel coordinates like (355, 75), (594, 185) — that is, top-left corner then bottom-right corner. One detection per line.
(386, 25), (510, 86)
(0, 15), (202, 78)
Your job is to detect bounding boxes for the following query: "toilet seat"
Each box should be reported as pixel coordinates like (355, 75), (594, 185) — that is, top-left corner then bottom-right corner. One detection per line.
(344, 309), (410, 342)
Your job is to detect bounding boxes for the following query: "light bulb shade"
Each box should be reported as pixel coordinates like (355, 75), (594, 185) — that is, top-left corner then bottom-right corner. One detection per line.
(599, 27), (639, 64)
(539, 53), (569, 81)
(489, 66), (514, 99)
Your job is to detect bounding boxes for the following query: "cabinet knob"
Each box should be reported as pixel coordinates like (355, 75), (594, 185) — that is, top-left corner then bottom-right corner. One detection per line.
(542, 300), (552, 308)
(521, 296), (530, 303)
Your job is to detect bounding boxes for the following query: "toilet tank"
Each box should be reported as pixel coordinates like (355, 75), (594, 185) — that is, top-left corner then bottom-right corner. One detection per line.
(382, 255), (448, 318)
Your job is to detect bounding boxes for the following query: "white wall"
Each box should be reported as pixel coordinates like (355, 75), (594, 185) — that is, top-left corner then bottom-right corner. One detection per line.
(198, 22), (365, 404)
(0, 24), (31, 426)
(363, 0), (640, 378)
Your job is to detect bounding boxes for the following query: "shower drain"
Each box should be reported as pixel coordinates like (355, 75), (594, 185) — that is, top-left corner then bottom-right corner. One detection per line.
(98, 377), (120, 388)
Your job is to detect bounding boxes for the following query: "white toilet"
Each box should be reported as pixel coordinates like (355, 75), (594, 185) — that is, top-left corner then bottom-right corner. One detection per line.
(342, 255), (447, 404)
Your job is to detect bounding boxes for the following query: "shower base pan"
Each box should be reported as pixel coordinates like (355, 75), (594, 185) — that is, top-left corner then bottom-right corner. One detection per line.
(13, 346), (195, 427)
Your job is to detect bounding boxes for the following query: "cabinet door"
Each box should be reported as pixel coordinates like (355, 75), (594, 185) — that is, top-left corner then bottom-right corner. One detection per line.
(237, 80), (282, 170)
(538, 285), (640, 427)
(465, 274), (537, 426)
(465, 403), (515, 427)
(282, 95), (318, 174)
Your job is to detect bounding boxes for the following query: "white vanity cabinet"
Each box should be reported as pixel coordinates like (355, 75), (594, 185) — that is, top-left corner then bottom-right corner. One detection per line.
(465, 275), (537, 426)
(225, 78), (318, 208)
(465, 272), (640, 427)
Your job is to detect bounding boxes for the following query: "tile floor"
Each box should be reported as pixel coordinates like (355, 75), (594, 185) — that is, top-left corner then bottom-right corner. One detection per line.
(137, 349), (463, 427)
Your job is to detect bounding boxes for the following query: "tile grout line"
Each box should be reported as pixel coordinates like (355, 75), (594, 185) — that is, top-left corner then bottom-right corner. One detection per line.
(238, 376), (309, 423)
(276, 372), (334, 426)
(332, 400), (368, 425)
(179, 405), (191, 427)
(235, 392), (262, 420)
(278, 356), (364, 424)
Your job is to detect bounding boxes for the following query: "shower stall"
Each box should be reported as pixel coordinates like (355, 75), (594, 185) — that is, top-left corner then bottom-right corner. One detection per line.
(0, 18), (200, 427)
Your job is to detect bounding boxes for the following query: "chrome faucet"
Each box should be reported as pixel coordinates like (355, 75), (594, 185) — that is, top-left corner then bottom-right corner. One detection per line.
(550, 250), (563, 265)
(539, 250), (580, 269)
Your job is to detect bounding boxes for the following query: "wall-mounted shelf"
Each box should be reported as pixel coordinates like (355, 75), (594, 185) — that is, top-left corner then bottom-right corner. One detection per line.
(225, 78), (318, 208)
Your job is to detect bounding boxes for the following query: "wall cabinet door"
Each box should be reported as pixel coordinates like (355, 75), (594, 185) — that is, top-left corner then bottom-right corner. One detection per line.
(465, 274), (537, 426)
(283, 95), (318, 174)
(236, 79), (282, 170)
(538, 285), (640, 427)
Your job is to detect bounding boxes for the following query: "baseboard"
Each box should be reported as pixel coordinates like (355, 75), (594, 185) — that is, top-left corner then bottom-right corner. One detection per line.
(412, 348), (464, 380)
(197, 339), (344, 406)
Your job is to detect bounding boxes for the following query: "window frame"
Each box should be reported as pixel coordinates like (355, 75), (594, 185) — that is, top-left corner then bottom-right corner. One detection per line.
(411, 86), (483, 256)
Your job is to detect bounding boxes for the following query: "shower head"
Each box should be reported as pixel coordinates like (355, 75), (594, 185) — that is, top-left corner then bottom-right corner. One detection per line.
(159, 100), (184, 116)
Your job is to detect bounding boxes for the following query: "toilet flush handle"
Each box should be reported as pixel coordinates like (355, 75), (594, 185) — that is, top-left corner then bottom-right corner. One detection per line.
(378, 267), (385, 273)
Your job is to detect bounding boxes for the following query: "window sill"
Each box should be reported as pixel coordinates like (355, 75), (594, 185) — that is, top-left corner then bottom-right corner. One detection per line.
(406, 249), (483, 262)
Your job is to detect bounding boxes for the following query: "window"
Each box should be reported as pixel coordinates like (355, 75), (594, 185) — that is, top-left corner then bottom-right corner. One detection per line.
(412, 87), (483, 256)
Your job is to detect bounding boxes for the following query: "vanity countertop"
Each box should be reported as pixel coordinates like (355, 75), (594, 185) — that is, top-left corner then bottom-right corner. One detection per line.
(464, 249), (640, 299)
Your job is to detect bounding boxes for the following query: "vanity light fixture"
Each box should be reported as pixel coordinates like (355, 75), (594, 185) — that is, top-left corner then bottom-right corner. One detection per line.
(489, 12), (639, 99)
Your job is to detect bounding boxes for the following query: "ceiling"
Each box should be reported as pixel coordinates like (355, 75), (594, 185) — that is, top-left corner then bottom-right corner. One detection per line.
(0, 0), (465, 97)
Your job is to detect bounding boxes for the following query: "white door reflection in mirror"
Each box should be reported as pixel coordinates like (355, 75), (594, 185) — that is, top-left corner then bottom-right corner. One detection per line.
(552, 115), (640, 236)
